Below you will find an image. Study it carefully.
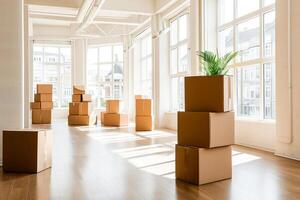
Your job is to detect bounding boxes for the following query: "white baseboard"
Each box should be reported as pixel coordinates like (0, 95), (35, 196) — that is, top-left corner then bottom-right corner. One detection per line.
(275, 152), (300, 161)
(236, 142), (275, 153)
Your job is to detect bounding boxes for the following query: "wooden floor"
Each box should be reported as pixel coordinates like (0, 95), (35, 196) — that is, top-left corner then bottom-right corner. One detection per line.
(1, 121), (300, 200)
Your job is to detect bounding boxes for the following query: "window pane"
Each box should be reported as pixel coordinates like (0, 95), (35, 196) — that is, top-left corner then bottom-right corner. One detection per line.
(141, 59), (147, 80)
(170, 20), (178, 46)
(236, 65), (261, 118)
(237, 0), (259, 17)
(114, 84), (124, 99)
(178, 44), (188, 72)
(146, 57), (152, 80)
(237, 17), (260, 62)
(44, 47), (59, 63)
(178, 77), (184, 111)
(88, 48), (98, 64)
(113, 63), (123, 82)
(219, 27), (234, 56)
(61, 65), (72, 108)
(60, 48), (71, 64)
(87, 64), (98, 83)
(113, 45), (123, 62)
(264, 11), (275, 58)
(179, 15), (187, 41)
(219, 0), (234, 25)
(171, 77), (179, 111)
(99, 46), (112, 62)
(264, 0), (275, 6)
(170, 49), (177, 74)
(146, 35), (152, 55)
(99, 64), (112, 82)
(264, 63), (276, 119)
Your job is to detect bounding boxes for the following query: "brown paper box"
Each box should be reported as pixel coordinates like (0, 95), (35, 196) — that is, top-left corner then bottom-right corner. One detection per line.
(69, 102), (89, 115)
(136, 99), (152, 116)
(34, 94), (52, 102)
(103, 113), (128, 127)
(31, 102), (53, 110)
(185, 76), (233, 112)
(176, 145), (232, 185)
(178, 112), (234, 148)
(68, 115), (90, 126)
(3, 129), (52, 173)
(73, 85), (85, 94)
(37, 84), (52, 94)
(32, 109), (52, 124)
(72, 94), (82, 102)
(136, 116), (153, 131)
(106, 100), (120, 113)
(82, 94), (92, 102)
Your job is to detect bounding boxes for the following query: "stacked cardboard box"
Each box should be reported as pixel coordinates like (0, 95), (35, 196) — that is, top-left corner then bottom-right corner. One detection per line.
(135, 95), (153, 131)
(31, 84), (53, 124)
(100, 100), (128, 127)
(68, 86), (92, 126)
(176, 75), (234, 185)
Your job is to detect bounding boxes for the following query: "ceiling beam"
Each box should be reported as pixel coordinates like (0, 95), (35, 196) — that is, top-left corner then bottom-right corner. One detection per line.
(94, 16), (145, 26)
(25, 0), (83, 8)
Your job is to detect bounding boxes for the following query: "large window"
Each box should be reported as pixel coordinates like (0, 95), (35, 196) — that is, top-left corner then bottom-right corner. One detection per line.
(218, 0), (275, 119)
(169, 13), (189, 111)
(140, 30), (152, 97)
(87, 44), (124, 109)
(33, 44), (72, 108)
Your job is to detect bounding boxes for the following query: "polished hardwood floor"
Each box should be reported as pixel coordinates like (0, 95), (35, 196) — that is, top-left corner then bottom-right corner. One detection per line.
(1, 120), (300, 200)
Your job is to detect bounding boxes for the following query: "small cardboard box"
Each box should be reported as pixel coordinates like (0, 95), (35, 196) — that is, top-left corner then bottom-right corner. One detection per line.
(136, 116), (153, 131)
(32, 109), (52, 124)
(34, 94), (52, 102)
(31, 102), (53, 110)
(103, 113), (128, 127)
(37, 84), (52, 94)
(185, 76), (233, 112)
(68, 115), (90, 126)
(72, 94), (82, 102)
(176, 145), (232, 185)
(136, 99), (152, 116)
(106, 100), (120, 113)
(3, 129), (52, 173)
(73, 86), (85, 94)
(178, 111), (234, 148)
(69, 102), (89, 115)
(81, 94), (92, 102)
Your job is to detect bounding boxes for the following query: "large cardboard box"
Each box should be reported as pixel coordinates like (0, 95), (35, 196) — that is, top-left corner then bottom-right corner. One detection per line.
(32, 109), (52, 124)
(176, 145), (232, 185)
(72, 94), (82, 102)
(136, 99), (152, 116)
(73, 86), (85, 94)
(69, 102), (89, 115)
(68, 115), (90, 126)
(103, 113), (128, 127)
(136, 116), (153, 131)
(81, 94), (92, 102)
(3, 129), (52, 173)
(185, 76), (233, 112)
(34, 93), (52, 102)
(178, 111), (234, 148)
(106, 100), (120, 113)
(37, 84), (52, 94)
(31, 102), (53, 110)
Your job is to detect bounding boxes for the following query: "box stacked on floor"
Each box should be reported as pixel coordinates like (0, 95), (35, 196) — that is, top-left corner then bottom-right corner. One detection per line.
(135, 95), (153, 131)
(100, 100), (128, 127)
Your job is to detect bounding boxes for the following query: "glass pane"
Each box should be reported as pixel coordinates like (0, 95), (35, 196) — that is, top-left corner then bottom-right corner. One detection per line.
(264, 11), (275, 58)
(170, 49), (177, 74)
(33, 54), (43, 63)
(171, 77), (179, 111)
(44, 65), (58, 83)
(237, 17), (260, 62)
(264, 0), (275, 6)
(99, 46), (112, 63)
(33, 64), (43, 84)
(88, 48), (98, 64)
(146, 35), (152, 55)
(34, 46), (43, 53)
(141, 59), (147, 81)
(44, 47), (59, 63)
(178, 77), (184, 111)
(219, 0), (234, 25)
(60, 47), (71, 64)
(99, 84), (112, 108)
(264, 63), (276, 119)
(114, 84), (124, 99)
(178, 44), (188, 72)
(87, 64), (98, 83)
(87, 84), (99, 106)
(236, 65), (261, 118)
(113, 63), (123, 82)
(113, 45), (123, 62)
(99, 64), (112, 82)
(219, 27), (234, 56)
(147, 57), (152, 80)
(237, 0), (259, 17)
(170, 20), (178, 46)
(142, 38), (147, 57)
(179, 15), (187, 41)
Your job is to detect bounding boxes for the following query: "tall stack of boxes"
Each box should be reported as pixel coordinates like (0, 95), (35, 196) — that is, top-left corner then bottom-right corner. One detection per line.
(176, 76), (234, 185)
(31, 84), (53, 124)
(135, 96), (153, 131)
(101, 100), (128, 127)
(68, 86), (92, 126)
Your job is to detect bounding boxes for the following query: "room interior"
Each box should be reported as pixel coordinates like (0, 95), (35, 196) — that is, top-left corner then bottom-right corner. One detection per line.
(1, 0), (300, 199)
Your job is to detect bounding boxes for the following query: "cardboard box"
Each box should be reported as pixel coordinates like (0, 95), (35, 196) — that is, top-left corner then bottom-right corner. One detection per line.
(176, 145), (232, 185)
(3, 129), (52, 173)
(81, 94), (92, 102)
(135, 95), (149, 99)
(32, 109), (52, 124)
(99, 111), (105, 124)
(178, 112), (234, 148)
(106, 100), (120, 113)
(136, 116), (153, 131)
(136, 99), (152, 116)
(69, 102), (89, 115)
(72, 94), (82, 102)
(34, 93), (52, 102)
(73, 85), (85, 94)
(185, 76), (233, 112)
(31, 102), (53, 110)
(68, 115), (90, 126)
(37, 84), (52, 94)
(103, 113), (128, 127)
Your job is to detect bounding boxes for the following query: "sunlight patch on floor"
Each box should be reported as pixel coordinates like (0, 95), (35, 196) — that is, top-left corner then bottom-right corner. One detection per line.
(87, 132), (143, 144)
(136, 130), (175, 139)
(232, 151), (261, 166)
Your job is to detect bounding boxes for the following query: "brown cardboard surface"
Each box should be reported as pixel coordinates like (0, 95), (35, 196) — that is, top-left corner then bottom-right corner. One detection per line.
(136, 116), (153, 131)
(31, 102), (53, 110)
(178, 112), (234, 148)
(68, 115), (90, 126)
(73, 85), (85, 94)
(81, 94), (92, 102)
(34, 93), (52, 102)
(103, 113), (128, 127)
(72, 94), (82, 102)
(135, 95), (149, 99)
(175, 145), (232, 185)
(37, 84), (52, 94)
(106, 100), (120, 113)
(136, 99), (152, 116)
(99, 111), (106, 124)
(3, 129), (52, 173)
(185, 76), (233, 112)
(69, 102), (89, 115)
(32, 109), (52, 124)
